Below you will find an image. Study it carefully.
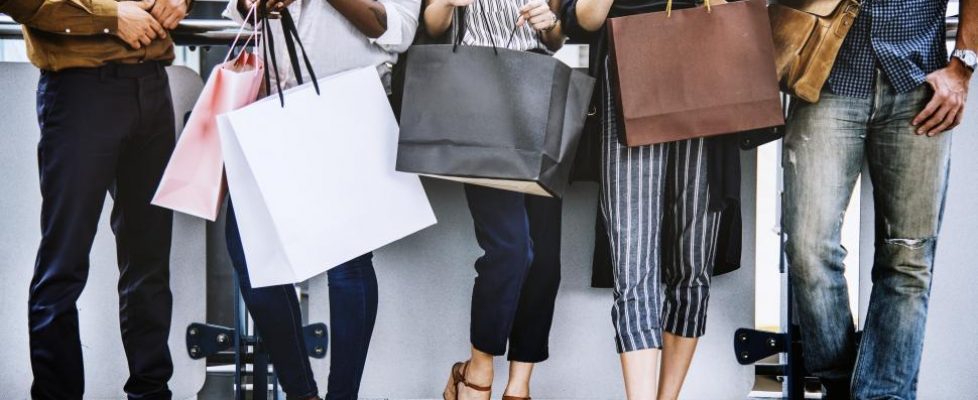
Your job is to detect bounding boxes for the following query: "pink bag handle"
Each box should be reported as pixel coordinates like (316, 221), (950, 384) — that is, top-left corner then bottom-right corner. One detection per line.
(223, 4), (261, 65)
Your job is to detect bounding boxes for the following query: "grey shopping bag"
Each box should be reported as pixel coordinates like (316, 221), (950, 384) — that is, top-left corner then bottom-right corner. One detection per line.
(396, 18), (595, 198)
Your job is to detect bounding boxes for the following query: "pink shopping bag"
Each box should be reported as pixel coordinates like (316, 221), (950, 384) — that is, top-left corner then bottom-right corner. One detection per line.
(152, 8), (263, 221)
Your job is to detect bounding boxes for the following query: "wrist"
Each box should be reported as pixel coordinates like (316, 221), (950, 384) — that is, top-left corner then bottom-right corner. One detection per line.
(543, 19), (560, 34)
(950, 57), (974, 78)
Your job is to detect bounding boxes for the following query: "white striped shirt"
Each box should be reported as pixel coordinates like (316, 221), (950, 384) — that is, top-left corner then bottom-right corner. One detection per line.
(453, 0), (547, 53)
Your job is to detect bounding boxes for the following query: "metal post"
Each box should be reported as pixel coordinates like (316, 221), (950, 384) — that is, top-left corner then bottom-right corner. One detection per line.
(233, 272), (244, 400)
(254, 333), (269, 400)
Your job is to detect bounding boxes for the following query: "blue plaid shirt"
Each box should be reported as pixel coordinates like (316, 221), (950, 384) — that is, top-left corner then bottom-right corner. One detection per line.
(825, 0), (950, 98)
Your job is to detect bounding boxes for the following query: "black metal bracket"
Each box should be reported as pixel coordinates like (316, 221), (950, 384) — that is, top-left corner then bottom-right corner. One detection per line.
(303, 323), (329, 359)
(735, 328), (789, 365)
(186, 323), (235, 359)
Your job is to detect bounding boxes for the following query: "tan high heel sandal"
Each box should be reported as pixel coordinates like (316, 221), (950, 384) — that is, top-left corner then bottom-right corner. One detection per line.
(443, 361), (492, 400)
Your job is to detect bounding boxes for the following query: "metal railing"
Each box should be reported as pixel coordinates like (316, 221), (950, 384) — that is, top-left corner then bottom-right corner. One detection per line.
(0, 15), (250, 45)
(0, 14), (963, 46)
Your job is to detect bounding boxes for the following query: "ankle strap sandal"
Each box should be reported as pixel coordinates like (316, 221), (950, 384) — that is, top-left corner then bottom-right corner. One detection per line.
(444, 361), (491, 400)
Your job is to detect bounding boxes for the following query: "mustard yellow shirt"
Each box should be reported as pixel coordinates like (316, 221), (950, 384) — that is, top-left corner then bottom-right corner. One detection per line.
(1, 0), (178, 71)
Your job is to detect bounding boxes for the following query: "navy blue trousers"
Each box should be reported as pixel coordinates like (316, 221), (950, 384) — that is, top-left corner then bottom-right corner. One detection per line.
(29, 64), (176, 400)
(465, 184), (562, 362)
(225, 202), (378, 400)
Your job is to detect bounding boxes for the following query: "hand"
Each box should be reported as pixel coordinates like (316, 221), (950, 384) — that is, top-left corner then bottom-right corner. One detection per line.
(116, 0), (167, 49)
(517, 0), (557, 32)
(150, 0), (188, 30)
(912, 59), (972, 136)
(238, 0), (296, 16)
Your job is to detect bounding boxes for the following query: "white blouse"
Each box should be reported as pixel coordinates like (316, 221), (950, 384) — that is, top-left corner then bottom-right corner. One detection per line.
(224, 0), (421, 90)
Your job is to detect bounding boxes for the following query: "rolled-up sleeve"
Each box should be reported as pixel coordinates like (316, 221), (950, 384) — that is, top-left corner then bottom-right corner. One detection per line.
(3, 0), (118, 36)
(369, 0), (420, 54)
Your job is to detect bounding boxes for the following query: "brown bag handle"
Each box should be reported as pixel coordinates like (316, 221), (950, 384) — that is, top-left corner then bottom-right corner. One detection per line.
(666, 0), (728, 17)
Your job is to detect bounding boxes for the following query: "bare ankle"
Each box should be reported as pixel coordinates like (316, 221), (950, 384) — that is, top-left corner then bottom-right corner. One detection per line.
(465, 359), (494, 386)
(504, 384), (530, 397)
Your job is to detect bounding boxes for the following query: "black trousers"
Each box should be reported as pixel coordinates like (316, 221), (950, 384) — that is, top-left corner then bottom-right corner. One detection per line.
(465, 184), (562, 362)
(29, 63), (176, 400)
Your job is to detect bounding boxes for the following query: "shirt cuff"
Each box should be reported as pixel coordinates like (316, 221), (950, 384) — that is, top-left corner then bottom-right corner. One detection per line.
(369, 0), (404, 47)
(223, 0), (250, 26)
(91, 0), (119, 35)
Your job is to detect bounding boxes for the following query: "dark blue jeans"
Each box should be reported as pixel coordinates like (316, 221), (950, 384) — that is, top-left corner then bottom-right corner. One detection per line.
(226, 202), (378, 400)
(465, 184), (562, 362)
(783, 75), (950, 399)
(29, 64), (175, 400)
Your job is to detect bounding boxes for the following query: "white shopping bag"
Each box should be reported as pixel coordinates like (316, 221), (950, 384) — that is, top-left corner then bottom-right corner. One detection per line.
(219, 66), (437, 287)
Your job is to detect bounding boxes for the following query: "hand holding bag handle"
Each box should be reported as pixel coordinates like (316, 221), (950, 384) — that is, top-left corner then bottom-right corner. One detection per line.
(259, 4), (320, 107)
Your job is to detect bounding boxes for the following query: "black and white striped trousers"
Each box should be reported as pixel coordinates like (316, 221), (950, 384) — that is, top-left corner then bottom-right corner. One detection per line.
(599, 58), (722, 353)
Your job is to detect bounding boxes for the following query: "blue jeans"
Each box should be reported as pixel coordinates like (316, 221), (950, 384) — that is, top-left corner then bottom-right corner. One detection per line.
(225, 202), (378, 400)
(783, 74), (951, 400)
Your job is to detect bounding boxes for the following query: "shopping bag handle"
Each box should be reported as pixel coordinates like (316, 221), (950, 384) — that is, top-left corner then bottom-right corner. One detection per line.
(279, 9), (319, 90)
(224, 4), (260, 65)
(260, 6), (320, 107)
(666, 0), (714, 17)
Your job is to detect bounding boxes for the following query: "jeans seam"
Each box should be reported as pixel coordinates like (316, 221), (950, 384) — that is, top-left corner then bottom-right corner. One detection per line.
(353, 268), (369, 394)
(281, 285), (316, 395)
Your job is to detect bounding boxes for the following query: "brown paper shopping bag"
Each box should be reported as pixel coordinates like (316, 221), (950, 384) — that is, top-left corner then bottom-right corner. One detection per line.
(608, 0), (784, 146)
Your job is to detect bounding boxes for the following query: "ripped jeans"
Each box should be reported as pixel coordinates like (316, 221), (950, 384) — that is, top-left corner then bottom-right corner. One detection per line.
(783, 72), (951, 400)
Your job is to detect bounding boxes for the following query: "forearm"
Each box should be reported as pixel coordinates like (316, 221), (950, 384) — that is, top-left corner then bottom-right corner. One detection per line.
(573, 0), (612, 32)
(423, 0), (454, 38)
(539, 0), (563, 51)
(329, 0), (388, 38)
(541, 22), (563, 51)
(958, 0), (977, 52)
(3, 0), (118, 35)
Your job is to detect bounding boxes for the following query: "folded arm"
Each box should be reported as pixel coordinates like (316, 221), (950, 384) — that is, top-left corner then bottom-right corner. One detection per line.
(2, 0), (119, 35)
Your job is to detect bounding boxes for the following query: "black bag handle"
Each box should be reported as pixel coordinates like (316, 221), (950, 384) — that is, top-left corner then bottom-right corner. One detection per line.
(260, 6), (320, 107)
(280, 9), (319, 91)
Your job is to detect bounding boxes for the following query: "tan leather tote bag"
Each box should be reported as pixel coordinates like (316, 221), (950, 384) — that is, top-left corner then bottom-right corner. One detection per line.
(769, 0), (861, 102)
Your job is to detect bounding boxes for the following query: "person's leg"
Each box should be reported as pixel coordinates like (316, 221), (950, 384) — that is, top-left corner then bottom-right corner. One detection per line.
(504, 195), (563, 398)
(599, 57), (668, 400)
(225, 204), (320, 399)
(853, 80), (951, 400)
(782, 91), (871, 396)
(658, 138), (722, 400)
(325, 253), (378, 400)
(28, 69), (130, 400)
(658, 334), (697, 400)
(457, 184), (534, 398)
(112, 65), (177, 400)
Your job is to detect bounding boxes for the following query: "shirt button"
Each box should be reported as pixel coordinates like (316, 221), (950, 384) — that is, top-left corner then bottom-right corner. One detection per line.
(104, 28), (110, 34)
(65, 28), (71, 33)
